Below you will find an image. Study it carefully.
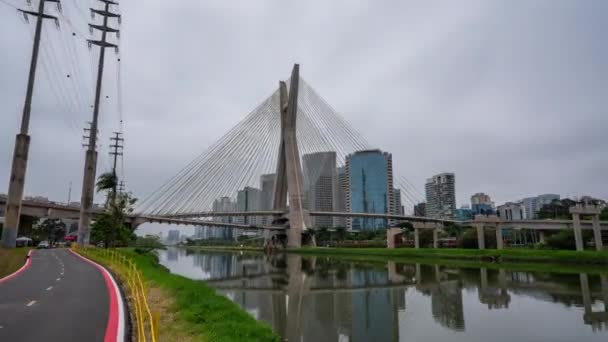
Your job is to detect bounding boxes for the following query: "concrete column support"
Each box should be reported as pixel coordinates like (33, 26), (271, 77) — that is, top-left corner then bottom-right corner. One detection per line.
(387, 227), (401, 249)
(387, 261), (405, 283)
(1, 134), (30, 248)
(432, 228), (439, 249)
(539, 231), (546, 244)
(495, 224), (504, 250)
(572, 213), (584, 252)
(600, 274), (608, 311)
(580, 273), (592, 315)
(476, 224), (486, 250)
(414, 228), (420, 249)
(592, 215), (603, 251)
(77, 149), (98, 245)
(498, 269), (507, 289)
(480, 267), (489, 290)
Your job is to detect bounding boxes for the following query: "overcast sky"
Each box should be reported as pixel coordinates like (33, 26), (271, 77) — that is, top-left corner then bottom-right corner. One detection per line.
(1, 0), (607, 234)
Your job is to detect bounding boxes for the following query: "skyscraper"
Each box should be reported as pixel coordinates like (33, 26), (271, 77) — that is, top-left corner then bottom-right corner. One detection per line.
(167, 230), (180, 244)
(392, 188), (404, 216)
(335, 166), (348, 228)
(470, 192), (495, 215)
(236, 186), (262, 225)
(425, 173), (456, 219)
(259, 173), (276, 225)
(212, 196), (237, 239)
(414, 202), (426, 217)
(303, 152), (338, 228)
(521, 194), (560, 219)
(345, 150), (394, 231)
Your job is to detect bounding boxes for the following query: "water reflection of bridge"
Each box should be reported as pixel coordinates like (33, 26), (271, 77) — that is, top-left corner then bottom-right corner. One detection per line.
(183, 251), (608, 340)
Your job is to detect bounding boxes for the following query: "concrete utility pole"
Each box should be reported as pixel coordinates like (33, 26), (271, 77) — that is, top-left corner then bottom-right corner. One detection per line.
(77, 0), (121, 245)
(109, 131), (124, 199)
(1, 0), (59, 248)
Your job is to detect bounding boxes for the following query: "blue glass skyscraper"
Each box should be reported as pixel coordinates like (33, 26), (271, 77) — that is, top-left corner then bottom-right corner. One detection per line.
(345, 150), (394, 231)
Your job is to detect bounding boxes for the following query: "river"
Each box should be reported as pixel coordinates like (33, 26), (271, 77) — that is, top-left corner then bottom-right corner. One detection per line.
(157, 248), (608, 342)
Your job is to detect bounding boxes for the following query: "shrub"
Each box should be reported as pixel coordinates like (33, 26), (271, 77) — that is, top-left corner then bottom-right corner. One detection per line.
(459, 228), (497, 249)
(544, 230), (593, 250)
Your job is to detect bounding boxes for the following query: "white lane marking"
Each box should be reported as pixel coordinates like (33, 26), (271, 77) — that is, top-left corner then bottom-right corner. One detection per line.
(56, 278), (61, 281)
(26, 300), (36, 307)
(46, 286), (53, 291)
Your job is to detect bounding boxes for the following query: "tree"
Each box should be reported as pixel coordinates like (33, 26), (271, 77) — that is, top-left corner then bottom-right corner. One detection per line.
(601, 207), (608, 221)
(335, 227), (347, 242)
(537, 198), (577, 219)
(90, 191), (137, 247)
(36, 219), (67, 244)
(96, 171), (118, 207)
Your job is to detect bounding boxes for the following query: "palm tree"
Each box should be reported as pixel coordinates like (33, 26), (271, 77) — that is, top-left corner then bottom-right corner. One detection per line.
(96, 172), (119, 209)
(96, 172), (118, 193)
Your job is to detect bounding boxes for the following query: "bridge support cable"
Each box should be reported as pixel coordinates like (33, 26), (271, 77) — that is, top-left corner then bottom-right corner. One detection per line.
(136, 91), (282, 215)
(173, 102), (279, 215)
(135, 70), (424, 220)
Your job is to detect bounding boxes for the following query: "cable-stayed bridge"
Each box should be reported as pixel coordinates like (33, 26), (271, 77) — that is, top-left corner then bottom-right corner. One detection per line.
(133, 64), (427, 247)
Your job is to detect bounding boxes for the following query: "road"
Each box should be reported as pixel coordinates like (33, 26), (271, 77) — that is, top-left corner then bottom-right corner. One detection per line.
(0, 249), (125, 342)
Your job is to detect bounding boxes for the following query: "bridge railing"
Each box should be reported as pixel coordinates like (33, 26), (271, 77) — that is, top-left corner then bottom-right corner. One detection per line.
(72, 245), (158, 342)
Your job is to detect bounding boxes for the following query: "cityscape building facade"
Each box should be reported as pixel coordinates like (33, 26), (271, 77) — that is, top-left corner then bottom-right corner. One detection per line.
(425, 173), (456, 219)
(259, 173), (276, 225)
(414, 202), (426, 217)
(521, 194), (560, 219)
(497, 202), (526, 220)
(455, 206), (474, 221)
(236, 186), (262, 226)
(303, 152), (338, 228)
(345, 150), (394, 231)
(335, 166), (348, 227)
(470, 192), (495, 215)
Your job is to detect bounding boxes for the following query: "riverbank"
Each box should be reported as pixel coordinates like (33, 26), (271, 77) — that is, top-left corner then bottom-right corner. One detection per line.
(116, 249), (280, 342)
(182, 245), (608, 274)
(184, 245), (264, 253)
(0, 247), (31, 278)
(291, 247), (608, 273)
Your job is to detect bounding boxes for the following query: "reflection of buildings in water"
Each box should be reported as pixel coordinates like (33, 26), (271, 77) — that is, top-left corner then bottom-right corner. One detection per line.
(241, 255), (408, 342)
(431, 278), (465, 331)
(414, 264), (466, 331)
(580, 273), (608, 332)
(478, 268), (511, 309)
(165, 247), (179, 261)
(183, 251), (608, 340)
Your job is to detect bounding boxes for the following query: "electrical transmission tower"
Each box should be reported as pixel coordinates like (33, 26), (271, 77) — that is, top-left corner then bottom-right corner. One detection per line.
(109, 132), (124, 198)
(77, 0), (121, 245)
(1, 0), (61, 248)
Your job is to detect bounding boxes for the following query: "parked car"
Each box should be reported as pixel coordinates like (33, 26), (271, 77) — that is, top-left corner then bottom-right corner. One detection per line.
(16, 236), (33, 247)
(37, 241), (50, 249)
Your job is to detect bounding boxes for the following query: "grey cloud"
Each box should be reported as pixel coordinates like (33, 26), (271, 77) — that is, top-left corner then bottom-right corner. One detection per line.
(1, 0), (607, 236)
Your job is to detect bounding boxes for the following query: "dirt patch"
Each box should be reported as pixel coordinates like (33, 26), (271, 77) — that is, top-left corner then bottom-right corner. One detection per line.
(147, 285), (197, 342)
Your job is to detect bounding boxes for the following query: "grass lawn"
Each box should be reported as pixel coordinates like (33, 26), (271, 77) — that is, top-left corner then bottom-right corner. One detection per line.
(0, 247), (31, 278)
(113, 249), (280, 342)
